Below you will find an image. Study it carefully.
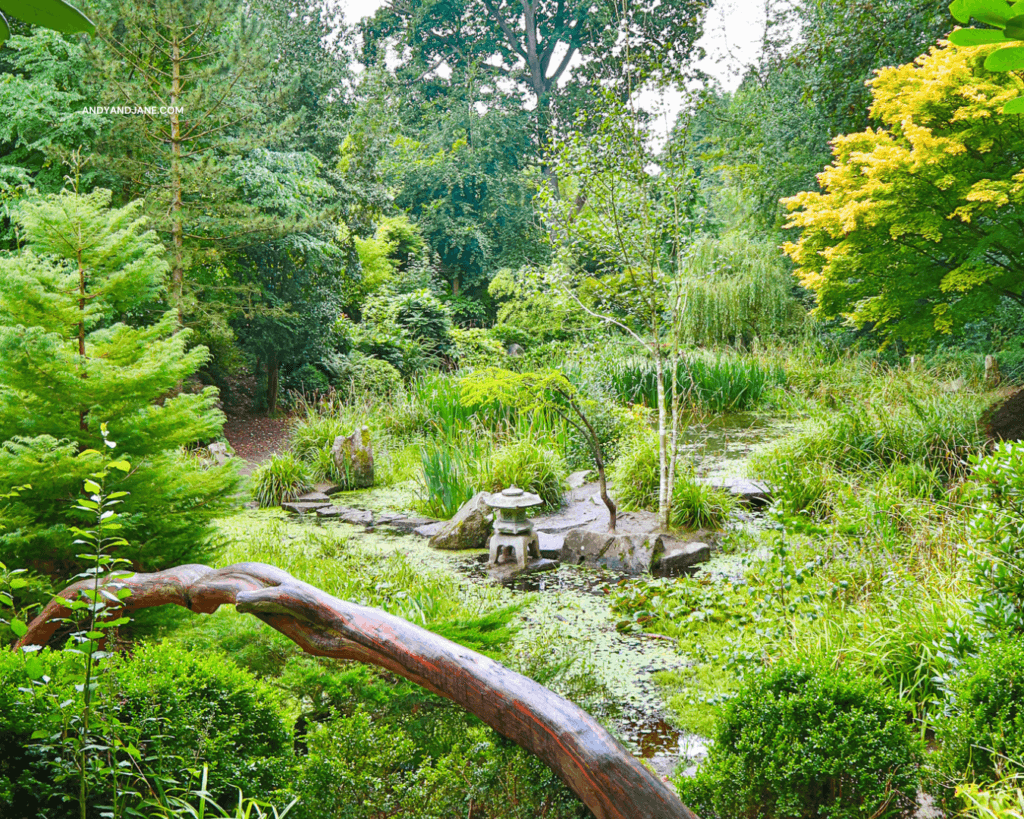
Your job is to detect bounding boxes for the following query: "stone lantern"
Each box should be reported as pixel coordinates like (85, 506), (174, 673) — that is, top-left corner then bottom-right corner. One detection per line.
(484, 486), (542, 569)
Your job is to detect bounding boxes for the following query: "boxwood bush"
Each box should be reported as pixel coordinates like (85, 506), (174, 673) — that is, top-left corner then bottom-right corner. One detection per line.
(677, 664), (922, 819)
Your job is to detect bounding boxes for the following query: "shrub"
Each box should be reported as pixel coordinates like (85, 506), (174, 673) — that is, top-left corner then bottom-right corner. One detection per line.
(932, 642), (1024, 799)
(450, 328), (506, 369)
(352, 354), (403, 398)
(285, 363), (330, 396)
(111, 643), (293, 804)
(481, 439), (567, 510)
(964, 442), (1024, 634)
(251, 453), (313, 507)
(391, 289), (454, 358)
(0, 644), (294, 817)
(670, 476), (736, 530)
(677, 664), (922, 819)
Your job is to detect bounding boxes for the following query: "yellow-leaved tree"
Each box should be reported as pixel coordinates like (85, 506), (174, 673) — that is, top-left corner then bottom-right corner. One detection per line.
(782, 39), (1024, 345)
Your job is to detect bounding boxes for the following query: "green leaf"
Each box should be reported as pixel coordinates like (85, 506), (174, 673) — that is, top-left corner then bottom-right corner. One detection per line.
(0, 11), (9, 44)
(0, 0), (95, 34)
(10, 618), (27, 637)
(84, 480), (101, 494)
(1004, 95), (1024, 112)
(108, 460), (130, 472)
(1005, 13), (1024, 37)
(949, 28), (1012, 45)
(969, 0), (1020, 25)
(950, 0), (971, 23)
(985, 44), (1024, 69)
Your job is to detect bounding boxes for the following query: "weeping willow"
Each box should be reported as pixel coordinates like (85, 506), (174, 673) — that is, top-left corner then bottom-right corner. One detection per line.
(675, 234), (808, 347)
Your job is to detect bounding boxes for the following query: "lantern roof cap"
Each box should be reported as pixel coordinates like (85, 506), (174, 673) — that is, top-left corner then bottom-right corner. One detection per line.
(485, 485), (542, 509)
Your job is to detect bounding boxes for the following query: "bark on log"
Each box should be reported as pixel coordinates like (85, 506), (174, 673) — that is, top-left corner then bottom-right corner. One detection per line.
(14, 562), (699, 819)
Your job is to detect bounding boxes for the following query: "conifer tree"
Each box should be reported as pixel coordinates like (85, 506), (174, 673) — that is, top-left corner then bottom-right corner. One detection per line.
(0, 188), (238, 580)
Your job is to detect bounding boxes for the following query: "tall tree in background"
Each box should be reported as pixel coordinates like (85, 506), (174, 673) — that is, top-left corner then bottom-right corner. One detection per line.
(541, 99), (704, 528)
(678, 0), (949, 231)
(229, 149), (351, 414)
(362, 0), (710, 168)
(91, 0), (288, 321)
(0, 189), (237, 580)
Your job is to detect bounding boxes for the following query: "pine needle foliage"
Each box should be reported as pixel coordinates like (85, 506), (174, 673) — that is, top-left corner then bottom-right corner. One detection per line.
(0, 190), (238, 579)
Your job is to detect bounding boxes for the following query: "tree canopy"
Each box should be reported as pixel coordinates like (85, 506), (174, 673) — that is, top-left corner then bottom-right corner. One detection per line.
(782, 40), (1024, 345)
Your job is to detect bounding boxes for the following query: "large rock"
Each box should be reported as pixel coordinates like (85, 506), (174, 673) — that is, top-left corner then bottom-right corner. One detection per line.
(208, 442), (232, 466)
(428, 492), (494, 551)
(331, 426), (374, 489)
(559, 528), (661, 575)
(652, 537), (711, 577)
(560, 528), (713, 575)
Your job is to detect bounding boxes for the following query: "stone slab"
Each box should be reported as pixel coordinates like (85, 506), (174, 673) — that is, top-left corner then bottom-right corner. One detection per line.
(702, 477), (771, 505)
(381, 515), (439, 534)
(414, 521), (446, 538)
(282, 500), (332, 514)
(653, 539), (712, 577)
(487, 558), (559, 584)
(297, 491), (332, 503)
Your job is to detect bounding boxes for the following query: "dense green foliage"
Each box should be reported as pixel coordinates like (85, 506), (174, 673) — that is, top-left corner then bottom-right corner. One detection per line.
(0, 191), (236, 579)
(678, 665), (922, 819)
(932, 641), (1024, 801)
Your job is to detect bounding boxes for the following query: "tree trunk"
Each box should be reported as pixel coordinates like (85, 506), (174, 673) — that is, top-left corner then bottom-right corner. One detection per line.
(77, 248), (88, 433)
(169, 35), (185, 326)
(15, 563), (699, 819)
(267, 351), (280, 416)
(655, 351), (670, 529)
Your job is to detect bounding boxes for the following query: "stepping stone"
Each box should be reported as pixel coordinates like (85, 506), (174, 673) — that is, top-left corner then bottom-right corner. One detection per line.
(653, 540), (711, 577)
(702, 477), (771, 506)
(414, 521), (446, 538)
(537, 531), (565, 560)
(282, 500), (331, 515)
(382, 515), (440, 534)
(315, 506), (373, 526)
(567, 470), (592, 489)
(340, 508), (373, 526)
(297, 491), (332, 504)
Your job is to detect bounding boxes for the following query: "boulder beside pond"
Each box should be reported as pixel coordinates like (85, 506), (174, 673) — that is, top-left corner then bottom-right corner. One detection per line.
(428, 492), (494, 551)
(331, 426), (374, 488)
(560, 528), (712, 575)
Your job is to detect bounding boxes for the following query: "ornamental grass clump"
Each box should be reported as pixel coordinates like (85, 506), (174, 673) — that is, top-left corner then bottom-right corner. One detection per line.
(677, 664), (922, 819)
(603, 353), (784, 413)
(416, 440), (480, 519)
(250, 453), (313, 508)
(481, 439), (568, 510)
(670, 476), (736, 530)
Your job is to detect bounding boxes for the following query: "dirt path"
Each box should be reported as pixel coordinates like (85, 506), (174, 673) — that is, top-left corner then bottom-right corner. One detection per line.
(223, 414), (292, 475)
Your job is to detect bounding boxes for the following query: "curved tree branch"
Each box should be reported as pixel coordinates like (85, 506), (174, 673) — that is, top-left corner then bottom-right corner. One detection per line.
(14, 562), (698, 819)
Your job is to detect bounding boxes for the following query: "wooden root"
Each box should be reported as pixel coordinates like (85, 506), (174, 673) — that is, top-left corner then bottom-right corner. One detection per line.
(14, 562), (699, 819)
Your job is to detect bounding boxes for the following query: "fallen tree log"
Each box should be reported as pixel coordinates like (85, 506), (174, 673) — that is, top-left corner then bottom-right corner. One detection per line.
(15, 562), (699, 819)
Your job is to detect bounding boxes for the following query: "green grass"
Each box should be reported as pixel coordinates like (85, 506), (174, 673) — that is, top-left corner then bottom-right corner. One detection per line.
(600, 352), (785, 413)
